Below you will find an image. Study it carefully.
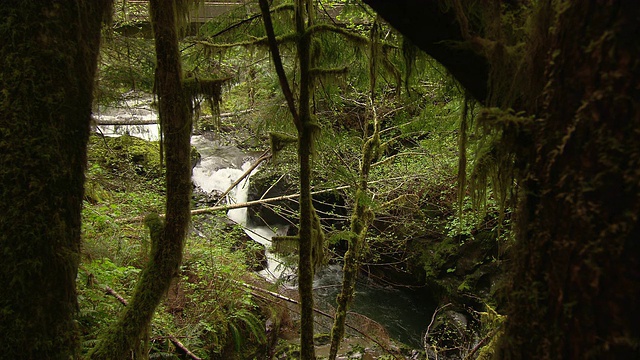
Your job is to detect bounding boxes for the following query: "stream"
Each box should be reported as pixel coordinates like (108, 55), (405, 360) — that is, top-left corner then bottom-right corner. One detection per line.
(189, 134), (434, 348)
(94, 104), (434, 348)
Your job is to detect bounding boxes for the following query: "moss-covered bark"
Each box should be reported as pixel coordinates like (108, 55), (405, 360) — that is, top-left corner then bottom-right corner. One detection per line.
(260, 0), (319, 358)
(328, 20), (381, 360)
(295, 1), (318, 359)
(89, 0), (192, 358)
(0, 1), (112, 358)
(364, 0), (640, 358)
(498, 2), (640, 358)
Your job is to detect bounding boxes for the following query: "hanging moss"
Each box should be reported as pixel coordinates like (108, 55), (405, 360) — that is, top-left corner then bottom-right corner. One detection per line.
(402, 36), (418, 95)
(468, 107), (533, 219)
(182, 75), (230, 128)
(269, 131), (297, 159)
(272, 235), (299, 255)
(311, 207), (327, 269)
(270, 206), (326, 271)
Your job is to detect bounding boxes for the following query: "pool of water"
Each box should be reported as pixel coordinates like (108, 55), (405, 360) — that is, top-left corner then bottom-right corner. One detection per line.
(314, 264), (435, 347)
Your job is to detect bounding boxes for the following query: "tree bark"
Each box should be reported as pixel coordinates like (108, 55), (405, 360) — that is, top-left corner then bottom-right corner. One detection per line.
(499, 2), (640, 358)
(328, 21), (381, 359)
(0, 1), (112, 358)
(296, 1), (318, 358)
(363, 0), (640, 358)
(89, 0), (192, 358)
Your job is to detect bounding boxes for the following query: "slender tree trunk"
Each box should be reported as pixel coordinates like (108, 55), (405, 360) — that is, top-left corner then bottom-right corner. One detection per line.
(0, 1), (112, 358)
(328, 20), (381, 359)
(89, 0), (192, 358)
(498, 2), (640, 358)
(295, 1), (317, 358)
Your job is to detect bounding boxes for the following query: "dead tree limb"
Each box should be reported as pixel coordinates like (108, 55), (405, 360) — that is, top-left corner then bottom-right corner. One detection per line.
(117, 185), (351, 224)
(214, 150), (271, 206)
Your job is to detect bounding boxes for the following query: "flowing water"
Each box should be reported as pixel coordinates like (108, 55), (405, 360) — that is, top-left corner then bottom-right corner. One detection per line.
(190, 135), (434, 347)
(190, 135), (293, 282)
(94, 115), (433, 348)
(314, 265), (435, 347)
(94, 96), (160, 141)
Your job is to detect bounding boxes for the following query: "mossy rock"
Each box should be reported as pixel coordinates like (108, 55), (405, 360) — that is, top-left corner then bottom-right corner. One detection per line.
(86, 134), (164, 195)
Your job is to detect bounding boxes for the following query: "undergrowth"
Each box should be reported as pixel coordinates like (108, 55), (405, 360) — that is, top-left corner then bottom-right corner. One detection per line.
(79, 134), (271, 359)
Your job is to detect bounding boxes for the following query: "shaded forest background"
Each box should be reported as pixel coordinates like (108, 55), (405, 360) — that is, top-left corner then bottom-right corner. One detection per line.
(0, 0), (638, 359)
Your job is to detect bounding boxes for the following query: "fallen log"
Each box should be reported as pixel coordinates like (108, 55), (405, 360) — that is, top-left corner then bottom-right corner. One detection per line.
(117, 185), (351, 224)
(93, 109), (255, 125)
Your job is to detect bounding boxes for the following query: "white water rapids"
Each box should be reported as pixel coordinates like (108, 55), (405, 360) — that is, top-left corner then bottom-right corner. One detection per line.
(190, 135), (292, 283)
(94, 97), (291, 282)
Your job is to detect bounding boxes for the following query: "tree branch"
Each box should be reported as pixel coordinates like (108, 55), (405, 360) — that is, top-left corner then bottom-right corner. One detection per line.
(258, 0), (300, 131)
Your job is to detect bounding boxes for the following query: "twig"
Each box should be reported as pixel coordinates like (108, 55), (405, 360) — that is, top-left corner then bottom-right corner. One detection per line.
(462, 325), (501, 360)
(424, 303), (452, 360)
(102, 285), (202, 360)
(233, 280), (400, 359)
(167, 334), (203, 360)
(259, 173), (287, 201)
(258, 0), (300, 130)
(105, 285), (128, 306)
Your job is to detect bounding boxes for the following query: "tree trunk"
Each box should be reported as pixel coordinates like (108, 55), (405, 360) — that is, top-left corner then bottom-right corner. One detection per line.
(498, 2), (640, 358)
(363, 1), (640, 358)
(89, 0), (192, 358)
(328, 20), (381, 359)
(0, 1), (112, 358)
(295, 1), (318, 358)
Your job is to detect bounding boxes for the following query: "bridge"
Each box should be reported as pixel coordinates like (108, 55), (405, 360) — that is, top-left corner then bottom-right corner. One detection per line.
(117, 1), (251, 36)
(117, 1), (347, 36)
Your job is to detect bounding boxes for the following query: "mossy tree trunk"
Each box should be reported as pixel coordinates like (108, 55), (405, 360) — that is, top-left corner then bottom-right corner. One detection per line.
(498, 2), (640, 358)
(0, 1), (112, 358)
(295, 1), (318, 359)
(259, 0), (318, 358)
(89, 0), (192, 358)
(365, 0), (640, 358)
(328, 20), (381, 360)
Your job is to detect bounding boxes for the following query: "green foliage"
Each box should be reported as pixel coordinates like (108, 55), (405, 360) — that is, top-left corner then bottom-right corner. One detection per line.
(77, 259), (141, 346)
(81, 1), (522, 357)
(80, 133), (269, 358)
(97, 1), (156, 105)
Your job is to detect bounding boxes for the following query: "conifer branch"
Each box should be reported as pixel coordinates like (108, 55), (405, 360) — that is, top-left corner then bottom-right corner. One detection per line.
(258, 0), (300, 131)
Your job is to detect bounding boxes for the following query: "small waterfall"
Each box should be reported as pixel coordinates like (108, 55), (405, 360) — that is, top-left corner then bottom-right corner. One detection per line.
(94, 95), (160, 141)
(191, 135), (292, 282)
